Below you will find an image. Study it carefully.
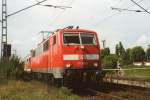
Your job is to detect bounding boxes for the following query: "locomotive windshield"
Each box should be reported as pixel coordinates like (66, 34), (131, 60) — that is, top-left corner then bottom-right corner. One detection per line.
(63, 33), (80, 44)
(63, 33), (97, 45)
(81, 33), (96, 45)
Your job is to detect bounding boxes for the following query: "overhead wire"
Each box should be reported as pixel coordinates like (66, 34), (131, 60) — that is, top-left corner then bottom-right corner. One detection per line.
(35, 0), (75, 41)
(7, 0), (48, 17)
(130, 0), (150, 15)
(35, 0), (72, 9)
(48, 0), (75, 26)
(92, 0), (145, 27)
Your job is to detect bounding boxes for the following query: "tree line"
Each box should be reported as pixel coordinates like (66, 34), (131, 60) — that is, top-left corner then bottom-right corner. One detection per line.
(101, 41), (150, 69)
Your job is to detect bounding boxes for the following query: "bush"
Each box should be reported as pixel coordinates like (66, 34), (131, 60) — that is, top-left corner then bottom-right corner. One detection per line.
(102, 54), (118, 69)
(0, 55), (25, 80)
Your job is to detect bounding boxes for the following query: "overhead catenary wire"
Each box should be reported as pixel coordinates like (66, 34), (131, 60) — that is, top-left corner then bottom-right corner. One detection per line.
(92, 0), (144, 27)
(35, 0), (72, 9)
(31, 0), (75, 44)
(130, 0), (150, 15)
(112, 0), (150, 14)
(48, 0), (75, 26)
(111, 0), (150, 13)
(111, 7), (144, 12)
(41, 5), (72, 9)
(0, 0), (48, 22)
(7, 0), (48, 17)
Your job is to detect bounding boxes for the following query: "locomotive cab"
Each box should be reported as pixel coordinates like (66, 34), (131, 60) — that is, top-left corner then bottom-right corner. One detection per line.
(62, 31), (100, 68)
(59, 28), (101, 80)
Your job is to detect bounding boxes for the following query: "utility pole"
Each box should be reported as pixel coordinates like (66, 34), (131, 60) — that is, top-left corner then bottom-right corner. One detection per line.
(102, 40), (106, 49)
(39, 31), (53, 41)
(1, 0), (8, 58)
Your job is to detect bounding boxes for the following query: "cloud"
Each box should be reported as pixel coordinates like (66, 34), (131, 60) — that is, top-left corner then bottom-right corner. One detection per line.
(134, 34), (150, 49)
(12, 40), (23, 46)
(136, 35), (150, 45)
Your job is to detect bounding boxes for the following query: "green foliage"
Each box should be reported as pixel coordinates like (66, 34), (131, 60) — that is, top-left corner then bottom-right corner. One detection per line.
(120, 48), (133, 65)
(131, 46), (145, 62)
(123, 67), (150, 80)
(101, 47), (110, 59)
(125, 48), (132, 64)
(115, 44), (119, 56)
(102, 54), (118, 69)
(146, 47), (150, 61)
(115, 41), (127, 65)
(115, 42), (126, 56)
(118, 42), (126, 56)
(0, 55), (24, 80)
(115, 42), (147, 65)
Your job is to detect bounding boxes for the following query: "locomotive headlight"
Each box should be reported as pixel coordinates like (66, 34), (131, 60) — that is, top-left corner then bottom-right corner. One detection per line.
(94, 63), (98, 67)
(80, 45), (84, 49)
(66, 64), (71, 68)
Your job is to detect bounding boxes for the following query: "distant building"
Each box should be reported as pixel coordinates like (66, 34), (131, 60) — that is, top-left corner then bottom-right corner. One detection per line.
(133, 62), (150, 66)
(145, 62), (150, 66)
(133, 62), (142, 66)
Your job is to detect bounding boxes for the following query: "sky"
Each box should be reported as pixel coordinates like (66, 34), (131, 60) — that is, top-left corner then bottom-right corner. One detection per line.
(0, 0), (150, 57)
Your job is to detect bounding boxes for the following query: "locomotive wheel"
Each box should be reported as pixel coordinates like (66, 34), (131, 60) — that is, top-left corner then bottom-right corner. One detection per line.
(62, 77), (68, 86)
(49, 75), (55, 86)
(23, 72), (32, 81)
(48, 76), (63, 87)
(55, 78), (63, 87)
(32, 72), (36, 80)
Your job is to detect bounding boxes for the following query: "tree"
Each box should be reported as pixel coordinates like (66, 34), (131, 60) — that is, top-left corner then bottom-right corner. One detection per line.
(115, 42), (125, 56)
(146, 47), (150, 61)
(115, 44), (119, 56)
(118, 42), (126, 56)
(131, 46), (145, 62)
(102, 54), (118, 69)
(101, 47), (110, 59)
(125, 48), (132, 64)
(115, 42), (126, 64)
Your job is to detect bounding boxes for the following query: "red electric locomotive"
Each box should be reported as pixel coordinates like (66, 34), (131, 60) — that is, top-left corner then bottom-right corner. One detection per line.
(25, 26), (102, 84)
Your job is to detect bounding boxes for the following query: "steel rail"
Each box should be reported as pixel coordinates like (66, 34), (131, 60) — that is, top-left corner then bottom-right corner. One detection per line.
(102, 67), (150, 71)
(87, 88), (128, 100)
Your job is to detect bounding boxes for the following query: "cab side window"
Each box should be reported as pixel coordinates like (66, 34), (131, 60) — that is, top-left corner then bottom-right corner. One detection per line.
(43, 40), (49, 51)
(53, 35), (56, 45)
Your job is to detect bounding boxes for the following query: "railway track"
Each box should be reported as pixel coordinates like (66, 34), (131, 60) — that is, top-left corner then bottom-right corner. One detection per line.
(103, 77), (150, 88)
(27, 73), (150, 100)
(86, 88), (128, 100)
(69, 82), (150, 100)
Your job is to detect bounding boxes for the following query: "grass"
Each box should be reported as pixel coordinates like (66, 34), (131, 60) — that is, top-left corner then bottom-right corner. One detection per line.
(123, 65), (150, 69)
(123, 65), (150, 77)
(105, 65), (150, 81)
(0, 80), (79, 100)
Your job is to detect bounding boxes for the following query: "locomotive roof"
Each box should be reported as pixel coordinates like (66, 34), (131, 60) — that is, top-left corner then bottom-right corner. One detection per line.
(58, 28), (97, 33)
(32, 28), (97, 50)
